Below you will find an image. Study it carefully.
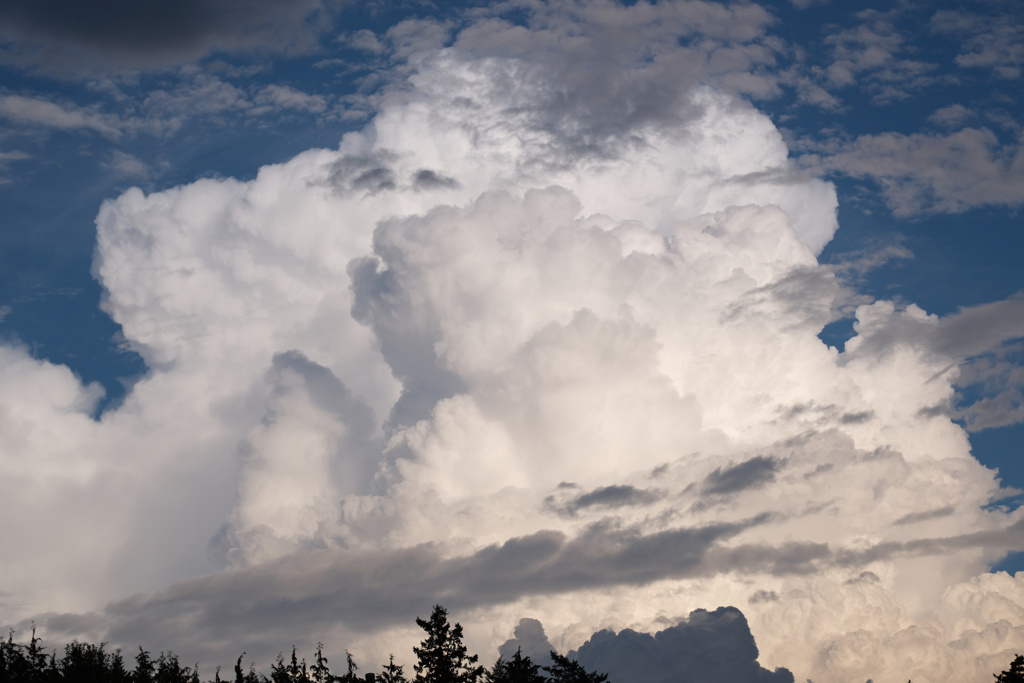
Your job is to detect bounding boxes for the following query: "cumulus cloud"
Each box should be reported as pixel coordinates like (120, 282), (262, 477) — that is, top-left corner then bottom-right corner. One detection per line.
(498, 618), (556, 668)
(571, 607), (794, 683)
(2, 3), (1023, 683)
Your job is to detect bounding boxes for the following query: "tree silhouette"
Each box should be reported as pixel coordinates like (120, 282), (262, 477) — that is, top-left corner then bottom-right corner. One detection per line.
(413, 605), (484, 683)
(487, 648), (544, 683)
(310, 644), (332, 683)
(234, 653), (264, 683)
(541, 653), (607, 683)
(339, 651), (359, 683)
(134, 647), (156, 683)
(270, 648), (308, 683)
(379, 654), (408, 683)
(996, 654), (1024, 683)
(0, 609), (611, 683)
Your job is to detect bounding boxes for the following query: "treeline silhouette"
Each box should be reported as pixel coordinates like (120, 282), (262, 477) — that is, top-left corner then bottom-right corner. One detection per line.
(0, 605), (607, 683)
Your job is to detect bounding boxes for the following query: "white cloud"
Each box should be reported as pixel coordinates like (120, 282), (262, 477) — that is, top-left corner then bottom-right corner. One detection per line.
(0, 94), (122, 137)
(1, 3), (1023, 683)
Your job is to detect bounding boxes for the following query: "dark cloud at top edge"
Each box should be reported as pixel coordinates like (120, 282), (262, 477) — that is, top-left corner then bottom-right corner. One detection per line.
(0, 0), (339, 73)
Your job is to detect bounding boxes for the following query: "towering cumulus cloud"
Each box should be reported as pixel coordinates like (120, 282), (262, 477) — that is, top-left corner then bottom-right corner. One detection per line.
(2, 3), (1023, 682)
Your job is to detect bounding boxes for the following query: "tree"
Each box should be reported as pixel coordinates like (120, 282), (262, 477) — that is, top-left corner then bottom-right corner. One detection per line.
(541, 653), (607, 683)
(339, 651), (359, 683)
(379, 654), (408, 683)
(487, 648), (544, 683)
(271, 648), (308, 683)
(310, 644), (332, 683)
(234, 653), (265, 683)
(134, 647), (156, 683)
(61, 641), (131, 683)
(413, 605), (484, 683)
(996, 654), (1024, 683)
(1, 628), (58, 683)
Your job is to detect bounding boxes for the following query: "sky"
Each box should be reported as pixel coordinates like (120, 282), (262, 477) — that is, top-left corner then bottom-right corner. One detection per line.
(1, 0), (1023, 681)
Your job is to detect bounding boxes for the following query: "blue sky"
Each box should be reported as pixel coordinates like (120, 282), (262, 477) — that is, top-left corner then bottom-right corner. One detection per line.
(1, 1), (1023, 681)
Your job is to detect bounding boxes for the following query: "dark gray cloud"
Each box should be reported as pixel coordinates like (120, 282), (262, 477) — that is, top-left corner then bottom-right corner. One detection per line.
(329, 155), (399, 196)
(567, 485), (663, 514)
(36, 516), (809, 667)
(571, 607), (794, 683)
(413, 169), (460, 190)
(840, 410), (874, 424)
(747, 589), (778, 604)
(894, 505), (956, 526)
(835, 517), (1024, 567)
(0, 0), (336, 72)
(445, 1), (780, 172)
(348, 251), (468, 435)
(702, 456), (780, 496)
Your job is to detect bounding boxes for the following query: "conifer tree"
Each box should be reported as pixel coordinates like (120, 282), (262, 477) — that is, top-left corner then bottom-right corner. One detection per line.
(541, 653), (607, 683)
(379, 654), (408, 683)
(234, 653), (264, 683)
(996, 654), (1024, 683)
(413, 605), (484, 683)
(134, 647), (156, 683)
(487, 648), (544, 683)
(310, 643), (332, 683)
(339, 651), (359, 683)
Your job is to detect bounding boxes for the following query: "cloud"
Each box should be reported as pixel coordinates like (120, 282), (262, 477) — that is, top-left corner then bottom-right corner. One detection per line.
(931, 9), (1024, 79)
(2, 3), (1024, 683)
(702, 456), (780, 496)
(805, 127), (1024, 216)
(254, 84), (328, 114)
(498, 618), (556, 668)
(571, 607), (794, 683)
(568, 485), (664, 513)
(819, 10), (940, 102)
(102, 150), (150, 178)
(0, 94), (122, 136)
(952, 342), (1024, 431)
(928, 104), (975, 129)
(0, 0), (334, 73)
(0, 150), (30, 182)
